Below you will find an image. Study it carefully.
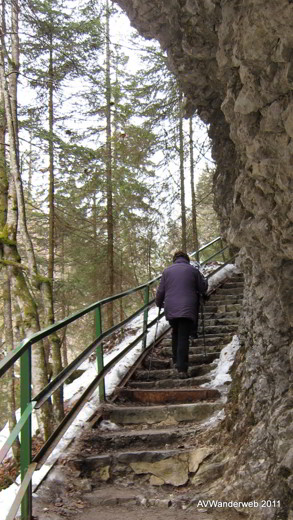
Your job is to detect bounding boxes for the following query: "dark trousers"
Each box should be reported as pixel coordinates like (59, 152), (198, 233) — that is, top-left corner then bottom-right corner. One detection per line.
(169, 318), (193, 373)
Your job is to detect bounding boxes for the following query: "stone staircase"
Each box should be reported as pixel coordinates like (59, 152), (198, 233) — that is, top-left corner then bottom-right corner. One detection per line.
(34, 272), (244, 516)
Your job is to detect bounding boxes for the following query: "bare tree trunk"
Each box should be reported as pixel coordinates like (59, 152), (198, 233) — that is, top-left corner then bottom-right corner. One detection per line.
(179, 93), (187, 252)
(105, 0), (114, 327)
(92, 192), (100, 339)
(0, 72), (20, 460)
(189, 117), (199, 257)
(27, 129), (33, 199)
(147, 228), (152, 280)
(48, 39), (55, 287)
(3, 184), (53, 440)
(41, 282), (63, 422)
(46, 32), (64, 423)
(0, 81), (7, 255)
(119, 250), (124, 322)
(60, 230), (68, 367)
(4, 270), (20, 461)
(0, 0), (53, 440)
(7, 1), (38, 280)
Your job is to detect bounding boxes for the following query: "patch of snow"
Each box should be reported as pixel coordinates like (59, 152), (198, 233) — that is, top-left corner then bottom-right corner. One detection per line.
(202, 335), (241, 391)
(207, 263), (240, 294)
(200, 336), (241, 428)
(201, 408), (226, 429)
(99, 420), (119, 431)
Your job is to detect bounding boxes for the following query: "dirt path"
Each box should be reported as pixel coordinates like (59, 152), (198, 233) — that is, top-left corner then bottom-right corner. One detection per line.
(34, 482), (247, 520)
(36, 502), (246, 520)
(80, 503), (245, 520)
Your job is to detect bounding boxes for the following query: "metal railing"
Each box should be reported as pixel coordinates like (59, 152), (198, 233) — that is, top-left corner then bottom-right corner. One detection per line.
(0, 235), (232, 520)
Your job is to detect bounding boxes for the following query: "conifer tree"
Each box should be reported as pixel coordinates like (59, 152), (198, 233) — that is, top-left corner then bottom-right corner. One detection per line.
(189, 116), (199, 256)
(195, 165), (220, 248)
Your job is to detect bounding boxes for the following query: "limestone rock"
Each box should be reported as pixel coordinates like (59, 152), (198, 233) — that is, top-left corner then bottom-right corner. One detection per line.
(234, 87), (261, 115)
(99, 466), (110, 481)
(149, 475), (165, 486)
(281, 448), (293, 473)
(290, 342), (293, 372)
(130, 456), (189, 486)
(73, 478), (92, 492)
(190, 462), (226, 485)
(157, 416), (178, 427)
(282, 102), (293, 138)
(188, 447), (214, 473)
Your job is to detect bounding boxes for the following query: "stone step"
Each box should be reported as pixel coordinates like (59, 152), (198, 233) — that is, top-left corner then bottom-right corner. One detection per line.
(68, 482), (223, 509)
(128, 374), (211, 389)
(191, 332), (234, 341)
(162, 346), (230, 357)
(203, 324), (238, 335)
(203, 303), (242, 313)
(215, 287), (243, 295)
(117, 387), (220, 405)
(142, 351), (220, 370)
(133, 363), (216, 381)
(228, 273), (244, 279)
(203, 308), (241, 317)
(203, 317), (240, 326)
(160, 343), (230, 359)
(207, 295), (243, 304)
(80, 426), (192, 453)
(217, 281), (244, 288)
(189, 351), (221, 363)
(206, 312), (241, 321)
(207, 289), (243, 304)
(160, 334), (231, 351)
(102, 401), (222, 425)
(71, 445), (220, 487)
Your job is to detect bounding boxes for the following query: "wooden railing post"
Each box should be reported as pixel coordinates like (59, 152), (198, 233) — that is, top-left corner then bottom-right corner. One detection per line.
(20, 346), (32, 520)
(142, 285), (149, 349)
(95, 304), (105, 402)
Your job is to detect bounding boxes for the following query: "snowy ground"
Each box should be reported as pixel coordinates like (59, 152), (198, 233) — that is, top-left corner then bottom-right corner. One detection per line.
(0, 263), (240, 518)
(202, 335), (241, 392)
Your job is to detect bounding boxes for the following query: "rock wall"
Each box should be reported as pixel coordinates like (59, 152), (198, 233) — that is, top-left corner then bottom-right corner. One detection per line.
(113, 0), (293, 517)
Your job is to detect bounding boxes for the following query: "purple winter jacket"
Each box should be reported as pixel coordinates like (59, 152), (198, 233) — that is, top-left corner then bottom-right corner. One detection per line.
(155, 257), (207, 322)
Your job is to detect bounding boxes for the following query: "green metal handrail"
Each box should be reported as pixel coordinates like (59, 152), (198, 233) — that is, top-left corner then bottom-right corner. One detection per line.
(0, 274), (160, 377)
(200, 245), (229, 265)
(0, 235), (231, 520)
(189, 235), (222, 259)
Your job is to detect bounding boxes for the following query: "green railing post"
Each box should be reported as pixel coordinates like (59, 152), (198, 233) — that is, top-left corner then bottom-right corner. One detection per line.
(20, 346), (32, 520)
(142, 285), (149, 349)
(95, 304), (105, 401)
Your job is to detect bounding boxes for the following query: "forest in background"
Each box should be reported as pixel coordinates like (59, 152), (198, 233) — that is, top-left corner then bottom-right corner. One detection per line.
(0, 0), (219, 459)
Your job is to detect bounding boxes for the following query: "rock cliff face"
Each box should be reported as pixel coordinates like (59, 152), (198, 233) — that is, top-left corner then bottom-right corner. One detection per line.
(113, 1), (293, 517)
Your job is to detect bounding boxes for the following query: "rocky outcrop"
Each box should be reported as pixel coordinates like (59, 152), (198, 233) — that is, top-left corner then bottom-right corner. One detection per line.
(113, 1), (293, 518)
